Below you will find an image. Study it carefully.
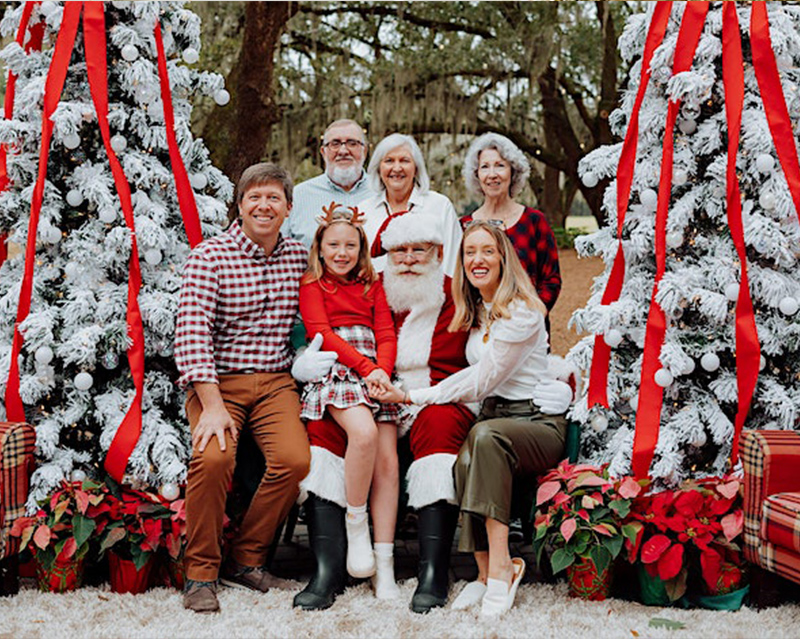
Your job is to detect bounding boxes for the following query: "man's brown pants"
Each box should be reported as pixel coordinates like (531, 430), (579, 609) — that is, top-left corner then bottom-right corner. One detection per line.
(184, 372), (310, 582)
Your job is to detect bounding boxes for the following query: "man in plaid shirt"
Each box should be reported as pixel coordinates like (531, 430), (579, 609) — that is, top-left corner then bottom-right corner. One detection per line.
(175, 163), (311, 614)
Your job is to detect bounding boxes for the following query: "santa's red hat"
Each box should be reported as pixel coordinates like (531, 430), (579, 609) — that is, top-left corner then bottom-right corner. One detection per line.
(370, 210), (444, 258)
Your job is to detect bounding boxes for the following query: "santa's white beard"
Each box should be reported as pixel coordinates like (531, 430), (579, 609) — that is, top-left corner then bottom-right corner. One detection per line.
(383, 258), (446, 313)
(327, 163), (363, 189)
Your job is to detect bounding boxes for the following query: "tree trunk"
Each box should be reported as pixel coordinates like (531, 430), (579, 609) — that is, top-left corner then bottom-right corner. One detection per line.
(202, 2), (298, 197)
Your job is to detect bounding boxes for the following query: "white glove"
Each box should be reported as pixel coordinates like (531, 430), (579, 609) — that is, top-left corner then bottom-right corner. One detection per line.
(532, 379), (573, 415)
(291, 333), (337, 383)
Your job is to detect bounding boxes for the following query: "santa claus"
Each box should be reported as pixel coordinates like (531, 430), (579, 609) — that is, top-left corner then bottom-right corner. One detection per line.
(290, 212), (572, 613)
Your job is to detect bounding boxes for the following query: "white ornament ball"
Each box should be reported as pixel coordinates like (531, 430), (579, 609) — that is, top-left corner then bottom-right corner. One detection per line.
(756, 153), (776, 174)
(666, 231), (683, 249)
(35, 346), (54, 365)
(582, 172), (598, 188)
(779, 296), (799, 315)
(39, 1), (57, 16)
(759, 355), (767, 371)
(110, 134), (127, 154)
(629, 393), (639, 411)
(190, 172), (208, 190)
(99, 208), (117, 224)
(759, 190), (776, 210)
(144, 248), (162, 265)
(159, 483), (180, 501)
(214, 89), (230, 106)
(701, 353), (720, 372)
(66, 189), (83, 207)
(590, 414), (608, 433)
(65, 262), (80, 278)
(681, 102), (701, 120)
(70, 469), (87, 483)
(603, 329), (623, 349)
(47, 227), (61, 244)
(724, 282), (740, 302)
(691, 430), (708, 448)
(673, 168), (688, 186)
(654, 368), (674, 388)
(63, 133), (80, 149)
(182, 47), (199, 64)
(678, 118), (697, 134)
(640, 188), (658, 211)
(148, 101), (164, 121)
(682, 358), (696, 375)
(111, 1), (129, 8)
(74, 371), (94, 391)
(121, 44), (138, 62)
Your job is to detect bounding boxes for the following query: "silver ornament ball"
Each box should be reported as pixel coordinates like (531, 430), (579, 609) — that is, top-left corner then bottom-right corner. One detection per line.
(160, 483), (181, 501)
(182, 48), (199, 64)
(121, 44), (138, 62)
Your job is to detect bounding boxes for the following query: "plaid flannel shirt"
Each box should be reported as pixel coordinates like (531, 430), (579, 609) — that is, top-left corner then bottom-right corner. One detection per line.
(175, 222), (308, 389)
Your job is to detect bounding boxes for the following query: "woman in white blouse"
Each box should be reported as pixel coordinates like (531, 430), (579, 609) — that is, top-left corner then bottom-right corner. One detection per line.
(375, 220), (567, 616)
(359, 133), (462, 277)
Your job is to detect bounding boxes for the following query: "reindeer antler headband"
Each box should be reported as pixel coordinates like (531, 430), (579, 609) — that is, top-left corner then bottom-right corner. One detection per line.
(315, 201), (367, 227)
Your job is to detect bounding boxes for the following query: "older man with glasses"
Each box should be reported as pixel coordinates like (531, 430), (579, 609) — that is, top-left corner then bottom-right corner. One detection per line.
(283, 119), (372, 248)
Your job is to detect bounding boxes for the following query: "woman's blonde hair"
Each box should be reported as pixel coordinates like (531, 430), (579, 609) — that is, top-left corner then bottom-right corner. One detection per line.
(449, 220), (546, 332)
(303, 212), (377, 292)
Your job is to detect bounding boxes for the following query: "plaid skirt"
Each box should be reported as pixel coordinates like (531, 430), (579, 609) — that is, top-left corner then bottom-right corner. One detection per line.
(300, 325), (400, 423)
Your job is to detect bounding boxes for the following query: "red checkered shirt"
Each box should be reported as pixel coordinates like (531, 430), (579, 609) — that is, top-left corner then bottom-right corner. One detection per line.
(175, 222), (309, 389)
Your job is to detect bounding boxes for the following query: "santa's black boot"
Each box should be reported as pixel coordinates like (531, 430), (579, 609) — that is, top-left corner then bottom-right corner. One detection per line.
(293, 495), (347, 611)
(410, 501), (459, 614)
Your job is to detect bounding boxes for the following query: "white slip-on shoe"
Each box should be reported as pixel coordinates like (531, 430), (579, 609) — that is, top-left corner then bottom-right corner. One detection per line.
(451, 580), (487, 610)
(480, 558), (526, 617)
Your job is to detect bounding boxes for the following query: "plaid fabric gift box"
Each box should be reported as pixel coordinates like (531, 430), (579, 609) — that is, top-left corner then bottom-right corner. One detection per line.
(0, 422), (36, 560)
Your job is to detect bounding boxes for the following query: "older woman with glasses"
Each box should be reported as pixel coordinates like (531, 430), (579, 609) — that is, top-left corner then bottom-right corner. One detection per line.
(461, 133), (561, 318)
(360, 133), (462, 277)
(373, 220), (567, 617)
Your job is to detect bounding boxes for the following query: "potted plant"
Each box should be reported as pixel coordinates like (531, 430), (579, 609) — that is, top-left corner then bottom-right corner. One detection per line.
(532, 460), (643, 600)
(98, 483), (172, 594)
(623, 475), (747, 608)
(10, 479), (114, 592)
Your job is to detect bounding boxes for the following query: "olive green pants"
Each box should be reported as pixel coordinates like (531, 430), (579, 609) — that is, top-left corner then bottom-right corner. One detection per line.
(453, 398), (567, 553)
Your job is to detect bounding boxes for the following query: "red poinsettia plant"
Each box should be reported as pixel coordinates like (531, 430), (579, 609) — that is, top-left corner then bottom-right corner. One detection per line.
(10, 479), (118, 571)
(623, 475), (745, 600)
(98, 484), (173, 571)
(533, 460), (645, 577)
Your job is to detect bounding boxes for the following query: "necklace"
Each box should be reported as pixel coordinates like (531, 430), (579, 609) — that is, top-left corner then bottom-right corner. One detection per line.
(482, 308), (494, 343)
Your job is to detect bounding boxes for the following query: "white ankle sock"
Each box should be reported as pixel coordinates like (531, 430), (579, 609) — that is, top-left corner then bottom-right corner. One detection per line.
(346, 503), (368, 524)
(372, 543), (400, 599)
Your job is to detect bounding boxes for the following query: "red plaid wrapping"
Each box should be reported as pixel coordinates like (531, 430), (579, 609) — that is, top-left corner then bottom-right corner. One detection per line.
(0, 422), (35, 558)
(300, 325), (399, 423)
(740, 429), (800, 565)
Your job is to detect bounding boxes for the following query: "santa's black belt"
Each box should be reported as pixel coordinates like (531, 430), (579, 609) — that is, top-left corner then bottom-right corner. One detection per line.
(480, 396), (537, 417)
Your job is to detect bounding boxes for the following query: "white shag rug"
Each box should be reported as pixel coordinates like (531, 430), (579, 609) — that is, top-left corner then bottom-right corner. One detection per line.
(1, 578), (800, 639)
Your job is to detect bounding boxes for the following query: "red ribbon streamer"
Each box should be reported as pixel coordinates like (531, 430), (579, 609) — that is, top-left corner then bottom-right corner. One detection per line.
(631, 2), (709, 479)
(153, 22), (203, 248)
(722, 3), (759, 466)
(5, 1), (83, 421)
(82, 1), (146, 482)
(587, 2), (673, 409)
(751, 2), (800, 225)
(0, 2), (44, 265)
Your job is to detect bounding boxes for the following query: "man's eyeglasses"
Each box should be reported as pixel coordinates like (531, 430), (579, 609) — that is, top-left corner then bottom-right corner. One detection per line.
(322, 139), (365, 151)
(464, 218), (506, 230)
(388, 244), (436, 260)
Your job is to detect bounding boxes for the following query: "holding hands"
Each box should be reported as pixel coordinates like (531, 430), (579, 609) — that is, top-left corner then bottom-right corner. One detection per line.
(365, 368), (393, 397)
(369, 379), (407, 404)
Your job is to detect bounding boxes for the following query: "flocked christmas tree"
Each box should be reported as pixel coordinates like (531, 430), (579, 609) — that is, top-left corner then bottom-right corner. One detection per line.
(568, 1), (800, 486)
(0, 0), (232, 505)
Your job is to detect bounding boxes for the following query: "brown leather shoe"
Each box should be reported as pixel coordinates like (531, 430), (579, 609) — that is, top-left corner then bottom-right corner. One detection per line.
(183, 580), (219, 614)
(220, 560), (294, 593)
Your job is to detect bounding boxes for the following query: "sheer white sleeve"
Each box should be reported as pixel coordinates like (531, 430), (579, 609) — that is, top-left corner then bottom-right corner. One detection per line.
(410, 305), (545, 406)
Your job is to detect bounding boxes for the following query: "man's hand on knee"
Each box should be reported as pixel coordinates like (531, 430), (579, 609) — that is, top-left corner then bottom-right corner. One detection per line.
(193, 405), (237, 453)
(532, 380), (573, 415)
(291, 333), (338, 383)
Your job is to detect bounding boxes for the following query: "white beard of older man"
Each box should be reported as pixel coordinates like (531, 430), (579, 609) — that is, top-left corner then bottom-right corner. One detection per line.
(291, 211), (573, 613)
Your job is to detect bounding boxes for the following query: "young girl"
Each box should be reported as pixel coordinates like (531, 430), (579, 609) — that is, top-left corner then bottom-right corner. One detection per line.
(299, 203), (400, 599)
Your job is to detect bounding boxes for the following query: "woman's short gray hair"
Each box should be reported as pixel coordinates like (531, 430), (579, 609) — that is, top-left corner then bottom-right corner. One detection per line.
(462, 133), (530, 199)
(367, 133), (430, 195)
